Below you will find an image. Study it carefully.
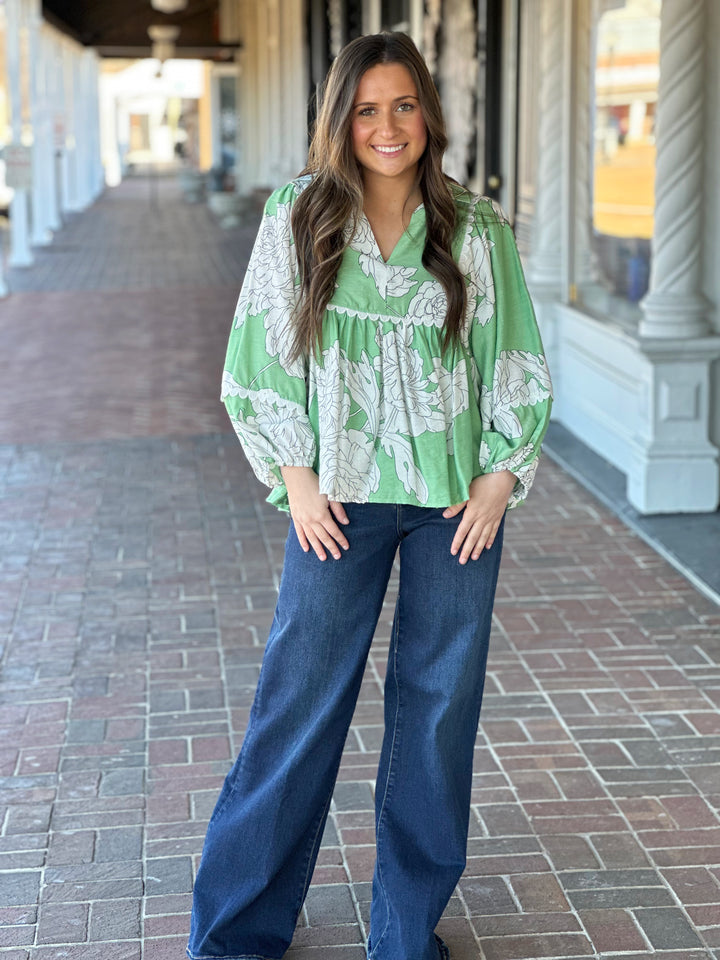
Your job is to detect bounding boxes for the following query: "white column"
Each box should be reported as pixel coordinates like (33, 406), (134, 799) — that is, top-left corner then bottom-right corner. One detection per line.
(100, 71), (122, 187)
(64, 43), (81, 211)
(244, 0), (262, 190)
(639, 0), (710, 338)
(278, 0), (308, 184)
(79, 50), (102, 205)
(363, 0), (381, 34)
(44, 27), (62, 231)
(524, 0), (564, 294)
(6, 0), (33, 267)
(74, 51), (92, 210)
(573, 0), (594, 286)
(266, 0), (283, 186)
(87, 51), (104, 198)
(29, 0), (53, 246)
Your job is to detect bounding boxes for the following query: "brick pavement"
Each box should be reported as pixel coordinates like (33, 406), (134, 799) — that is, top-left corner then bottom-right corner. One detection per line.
(1, 175), (719, 960)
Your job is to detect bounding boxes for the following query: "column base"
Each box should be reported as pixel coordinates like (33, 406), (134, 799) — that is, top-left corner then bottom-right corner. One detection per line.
(628, 335), (720, 513)
(627, 445), (719, 514)
(640, 290), (711, 339)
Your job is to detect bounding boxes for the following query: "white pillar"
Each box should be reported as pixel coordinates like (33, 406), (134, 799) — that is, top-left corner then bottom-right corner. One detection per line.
(72, 49), (90, 210)
(624, 0), (720, 513)
(91, 55), (104, 196)
(278, 0), (308, 184)
(83, 50), (100, 204)
(44, 28), (62, 231)
(100, 71), (122, 187)
(6, 0), (33, 267)
(29, 0), (54, 246)
(266, 0), (283, 186)
(524, 0), (564, 294)
(639, 0), (710, 338)
(573, 0), (595, 287)
(63, 43), (81, 212)
(239, 0), (261, 191)
(57, 39), (72, 216)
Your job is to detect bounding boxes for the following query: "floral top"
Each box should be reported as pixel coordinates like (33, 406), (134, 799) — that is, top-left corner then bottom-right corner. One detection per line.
(221, 176), (552, 513)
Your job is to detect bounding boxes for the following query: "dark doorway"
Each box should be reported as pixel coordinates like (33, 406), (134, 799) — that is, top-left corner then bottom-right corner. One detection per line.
(482, 0), (505, 200)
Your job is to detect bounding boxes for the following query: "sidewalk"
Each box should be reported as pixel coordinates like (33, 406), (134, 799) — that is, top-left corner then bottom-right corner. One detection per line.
(1, 175), (719, 960)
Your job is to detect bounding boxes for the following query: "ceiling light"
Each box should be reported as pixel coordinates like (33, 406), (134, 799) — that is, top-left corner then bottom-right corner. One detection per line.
(148, 23), (181, 62)
(150, 0), (188, 13)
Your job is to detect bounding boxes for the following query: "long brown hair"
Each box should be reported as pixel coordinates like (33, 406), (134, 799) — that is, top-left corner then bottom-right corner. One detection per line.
(290, 32), (468, 360)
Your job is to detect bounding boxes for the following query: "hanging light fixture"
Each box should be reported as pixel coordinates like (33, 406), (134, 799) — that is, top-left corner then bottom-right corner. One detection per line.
(150, 0), (188, 13)
(148, 23), (181, 63)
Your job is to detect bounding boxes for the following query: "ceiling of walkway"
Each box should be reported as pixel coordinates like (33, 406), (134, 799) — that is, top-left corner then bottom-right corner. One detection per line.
(42, 0), (237, 59)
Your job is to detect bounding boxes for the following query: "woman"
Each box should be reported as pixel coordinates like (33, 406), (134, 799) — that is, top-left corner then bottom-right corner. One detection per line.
(187, 31), (551, 960)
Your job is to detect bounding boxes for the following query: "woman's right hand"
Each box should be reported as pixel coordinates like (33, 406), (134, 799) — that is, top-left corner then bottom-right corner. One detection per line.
(280, 466), (350, 561)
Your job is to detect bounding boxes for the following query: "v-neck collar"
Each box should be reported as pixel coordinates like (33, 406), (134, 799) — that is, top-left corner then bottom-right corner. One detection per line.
(361, 204), (426, 264)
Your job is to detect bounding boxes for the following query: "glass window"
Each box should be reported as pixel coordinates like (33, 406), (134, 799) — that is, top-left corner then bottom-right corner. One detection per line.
(578, 0), (660, 325)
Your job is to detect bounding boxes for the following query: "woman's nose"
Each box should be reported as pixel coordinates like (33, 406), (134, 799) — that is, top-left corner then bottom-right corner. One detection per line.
(377, 110), (399, 138)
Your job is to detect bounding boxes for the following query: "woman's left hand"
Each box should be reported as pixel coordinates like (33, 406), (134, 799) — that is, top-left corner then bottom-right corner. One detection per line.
(443, 471), (516, 564)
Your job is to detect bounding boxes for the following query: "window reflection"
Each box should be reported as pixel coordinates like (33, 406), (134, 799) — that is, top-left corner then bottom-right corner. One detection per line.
(581, 0), (660, 319)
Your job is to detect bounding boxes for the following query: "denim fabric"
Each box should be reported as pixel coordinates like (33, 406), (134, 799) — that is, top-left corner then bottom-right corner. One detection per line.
(187, 503), (504, 960)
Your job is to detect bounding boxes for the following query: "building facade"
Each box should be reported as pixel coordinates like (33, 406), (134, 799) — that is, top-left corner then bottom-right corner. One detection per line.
(518, 0), (720, 515)
(221, 0), (719, 515)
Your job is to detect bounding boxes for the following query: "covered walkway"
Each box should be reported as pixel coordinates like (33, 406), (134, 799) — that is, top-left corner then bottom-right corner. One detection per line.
(0, 177), (719, 960)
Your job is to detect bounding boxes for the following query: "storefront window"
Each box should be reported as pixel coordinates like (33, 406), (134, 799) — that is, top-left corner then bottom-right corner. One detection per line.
(579, 0), (660, 323)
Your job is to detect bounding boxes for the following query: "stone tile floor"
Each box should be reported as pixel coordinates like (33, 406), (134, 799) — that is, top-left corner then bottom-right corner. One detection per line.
(0, 175), (719, 960)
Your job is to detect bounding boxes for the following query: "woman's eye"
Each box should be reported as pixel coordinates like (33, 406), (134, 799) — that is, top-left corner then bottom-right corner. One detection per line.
(358, 107), (375, 117)
(397, 102), (414, 112)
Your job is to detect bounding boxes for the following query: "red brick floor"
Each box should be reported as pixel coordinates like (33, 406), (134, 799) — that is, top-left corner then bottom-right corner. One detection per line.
(0, 176), (719, 960)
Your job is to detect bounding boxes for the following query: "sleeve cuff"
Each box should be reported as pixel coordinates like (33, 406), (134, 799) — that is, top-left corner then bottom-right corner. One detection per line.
(479, 438), (541, 509)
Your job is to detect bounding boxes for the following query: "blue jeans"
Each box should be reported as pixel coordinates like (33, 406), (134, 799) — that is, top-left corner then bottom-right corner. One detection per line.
(187, 503), (504, 960)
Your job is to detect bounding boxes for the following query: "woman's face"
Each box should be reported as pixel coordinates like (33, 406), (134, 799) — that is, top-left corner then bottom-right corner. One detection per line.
(350, 62), (428, 185)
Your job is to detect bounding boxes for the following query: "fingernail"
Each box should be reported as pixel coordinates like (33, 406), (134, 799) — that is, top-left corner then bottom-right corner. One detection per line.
(342, 543), (349, 550)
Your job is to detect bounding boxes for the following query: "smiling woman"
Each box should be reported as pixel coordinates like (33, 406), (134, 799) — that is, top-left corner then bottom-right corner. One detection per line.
(187, 30), (552, 960)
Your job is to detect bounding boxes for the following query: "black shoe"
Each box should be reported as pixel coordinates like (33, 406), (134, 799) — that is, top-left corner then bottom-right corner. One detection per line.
(435, 934), (450, 960)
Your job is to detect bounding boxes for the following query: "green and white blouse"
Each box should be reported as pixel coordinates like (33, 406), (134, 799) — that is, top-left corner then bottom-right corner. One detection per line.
(221, 176), (552, 513)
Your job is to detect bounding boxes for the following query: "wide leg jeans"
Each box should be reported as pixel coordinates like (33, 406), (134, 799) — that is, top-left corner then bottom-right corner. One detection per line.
(187, 502), (504, 960)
